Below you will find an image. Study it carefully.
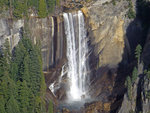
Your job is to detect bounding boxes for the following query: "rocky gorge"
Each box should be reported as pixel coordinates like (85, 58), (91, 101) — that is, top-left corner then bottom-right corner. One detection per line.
(0, 0), (150, 112)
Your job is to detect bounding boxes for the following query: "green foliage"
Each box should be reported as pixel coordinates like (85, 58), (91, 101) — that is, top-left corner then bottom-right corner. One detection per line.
(34, 96), (45, 113)
(145, 90), (150, 99)
(0, 65), (19, 113)
(56, 0), (60, 6)
(6, 95), (20, 113)
(0, 0), (61, 18)
(16, 80), (29, 113)
(135, 44), (142, 64)
(126, 76), (132, 100)
(0, 96), (6, 113)
(127, 8), (136, 19)
(38, 0), (47, 18)
(131, 67), (138, 83)
(0, 0), (9, 11)
(0, 28), (46, 112)
(48, 100), (53, 113)
(129, 110), (134, 113)
(13, 0), (28, 18)
(126, 0), (136, 19)
(147, 71), (150, 79)
(27, 0), (39, 9)
(85, 0), (91, 2)
(112, 0), (116, 5)
(47, 0), (55, 13)
(144, 70), (150, 79)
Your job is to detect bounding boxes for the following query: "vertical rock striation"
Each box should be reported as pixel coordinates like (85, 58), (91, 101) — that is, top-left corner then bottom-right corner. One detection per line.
(28, 16), (66, 71)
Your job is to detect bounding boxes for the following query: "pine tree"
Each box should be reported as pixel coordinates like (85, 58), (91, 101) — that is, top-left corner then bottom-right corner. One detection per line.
(48, 100), (53, 113)
(13, 0), (28, 18)
(16, 80), (29, 113)
(34, 96), (43, 113)
(131, 67), (138, 83)
(27, 0), (39, 9)
(0, 74), (18, 113)
(0, 96), (6, 113)
(1, 39), (11, 76)
(56, 0), (60, 6)
(0, 52), (6, 77)
(135, 44), (142, 65)
(22, 55), (30, 85)
(10, 62), (18, 81)
(12, 40), (26, 81)
(6, 95), (20, 113)
(47, 0), (55, 13)
(126, 76), (132, 100)
(0, 35), (46, 113)
(38, 0), (47, 18)
(0, 0), (9, 11)
(28, 90), (35, 113)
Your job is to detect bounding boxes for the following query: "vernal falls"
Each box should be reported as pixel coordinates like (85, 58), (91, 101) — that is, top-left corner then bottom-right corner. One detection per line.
(49, 10), (91, 110)
(63, 10), (90, 101)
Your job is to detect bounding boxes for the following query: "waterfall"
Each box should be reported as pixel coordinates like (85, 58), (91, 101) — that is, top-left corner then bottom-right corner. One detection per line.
(51, 17), (54, 38)
(63, 11), (90, 101)
(59, 64), (67, 83)
(49, 82), (56, 96)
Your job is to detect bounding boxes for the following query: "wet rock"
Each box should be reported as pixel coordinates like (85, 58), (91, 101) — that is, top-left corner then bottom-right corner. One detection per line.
(104, 103), (111, 112)
(84, 101), (111, 113)
(62, 108), (70, 113)
(89, 67), (116, 99)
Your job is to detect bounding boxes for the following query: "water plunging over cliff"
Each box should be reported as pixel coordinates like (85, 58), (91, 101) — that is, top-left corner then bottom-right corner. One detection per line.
(63, 11), (90, 101)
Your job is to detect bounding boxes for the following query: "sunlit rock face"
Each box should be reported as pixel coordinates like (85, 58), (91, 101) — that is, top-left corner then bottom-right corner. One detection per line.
(82, 0), (127, 68)
(26, 0), (132, 112)
(0, 0), (145, 112)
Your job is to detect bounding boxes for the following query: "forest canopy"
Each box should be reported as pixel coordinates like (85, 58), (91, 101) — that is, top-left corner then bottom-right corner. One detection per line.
(0, 32), (47, 113)
(0, 0), (59, 18)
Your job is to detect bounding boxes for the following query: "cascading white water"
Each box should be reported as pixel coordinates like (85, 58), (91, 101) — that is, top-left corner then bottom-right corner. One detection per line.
(63, 11), (90, 101)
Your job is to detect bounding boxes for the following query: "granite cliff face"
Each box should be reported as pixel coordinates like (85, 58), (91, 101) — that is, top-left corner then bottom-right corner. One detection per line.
(0, 19), (24, 50)
(28, 16), (66, 71)
(1, 0), (150, 112)
(80, 1), (130, 112)
(0, 0), (130, 112)
(0, 16), (66, 71)
(82, 0), (127, 68)
(0, 0), (130, 72)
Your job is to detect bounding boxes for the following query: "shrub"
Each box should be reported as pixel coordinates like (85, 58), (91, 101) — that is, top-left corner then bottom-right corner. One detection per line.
(48, 100), (53, 113)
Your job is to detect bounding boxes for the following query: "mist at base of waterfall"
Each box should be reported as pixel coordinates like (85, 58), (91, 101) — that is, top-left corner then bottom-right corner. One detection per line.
(58, 98), (95, 111)
(67, 88), (90, 101)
